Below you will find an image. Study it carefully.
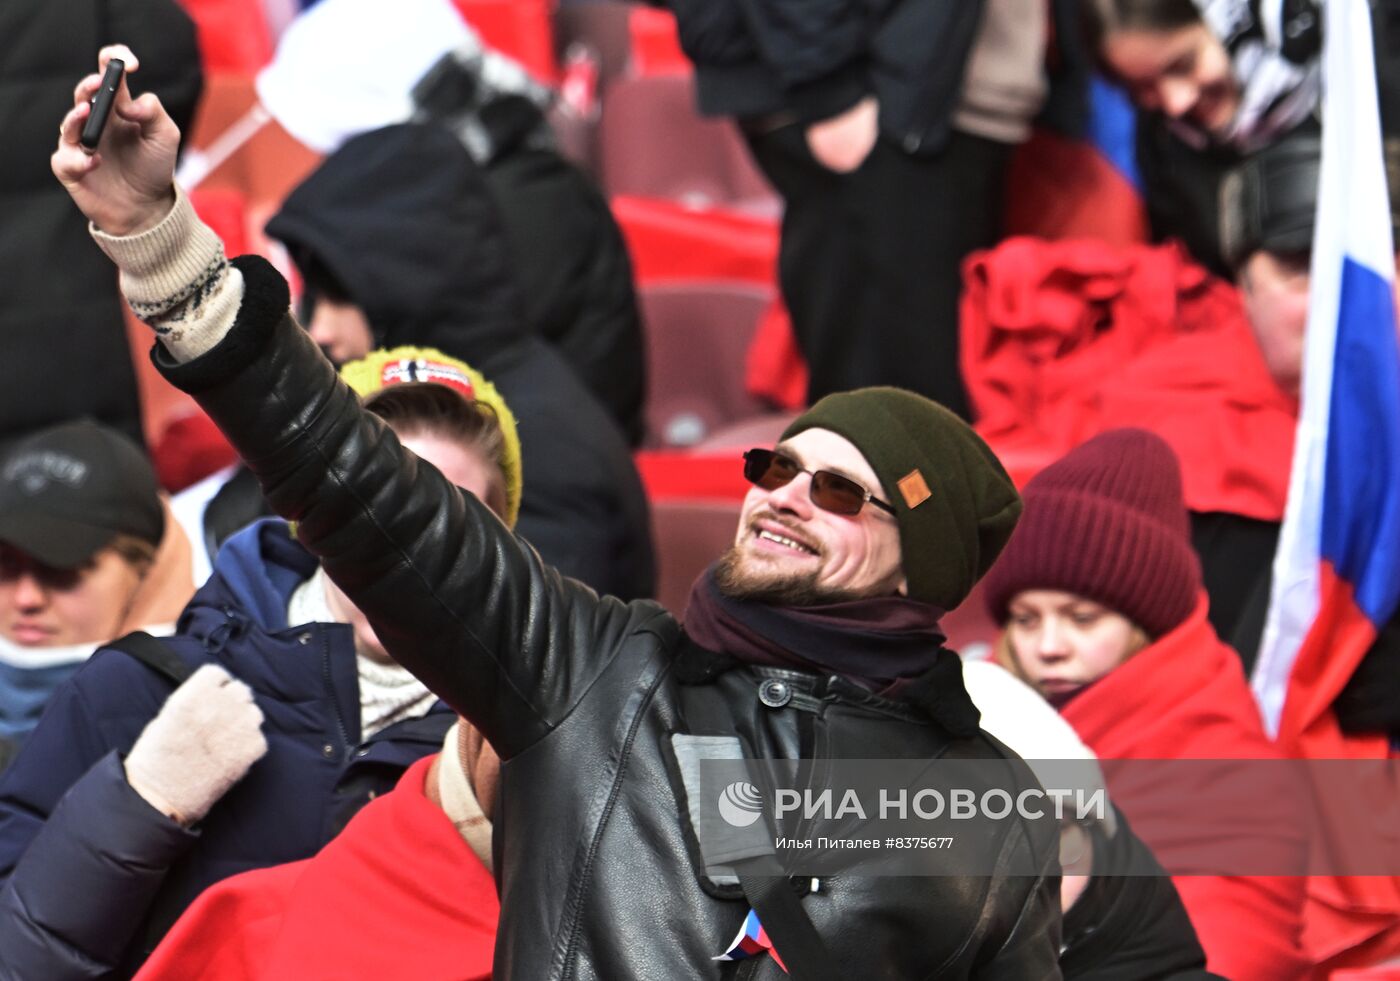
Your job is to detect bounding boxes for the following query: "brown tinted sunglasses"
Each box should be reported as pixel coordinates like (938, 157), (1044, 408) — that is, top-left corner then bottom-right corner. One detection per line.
(742, 448), (896, 516)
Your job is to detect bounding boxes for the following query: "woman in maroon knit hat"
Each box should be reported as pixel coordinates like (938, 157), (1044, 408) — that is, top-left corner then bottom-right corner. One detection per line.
(981, 428), (1309, 981)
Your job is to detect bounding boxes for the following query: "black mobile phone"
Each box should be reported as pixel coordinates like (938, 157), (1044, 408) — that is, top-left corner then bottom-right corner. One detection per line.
(79, 58), (125, 151)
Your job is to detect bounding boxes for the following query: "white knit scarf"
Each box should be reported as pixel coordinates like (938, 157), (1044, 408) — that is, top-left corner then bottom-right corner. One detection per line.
(288, 567), (438, 739)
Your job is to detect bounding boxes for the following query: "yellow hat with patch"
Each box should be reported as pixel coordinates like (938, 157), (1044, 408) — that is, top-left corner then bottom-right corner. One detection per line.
(339, 346), (522, 528)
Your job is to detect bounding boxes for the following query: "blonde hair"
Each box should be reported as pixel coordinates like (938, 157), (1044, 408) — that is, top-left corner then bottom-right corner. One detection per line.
(365, 384), (511, 522)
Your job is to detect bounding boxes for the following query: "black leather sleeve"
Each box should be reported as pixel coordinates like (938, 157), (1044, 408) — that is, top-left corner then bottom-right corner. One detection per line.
(154, 256), (665, 759)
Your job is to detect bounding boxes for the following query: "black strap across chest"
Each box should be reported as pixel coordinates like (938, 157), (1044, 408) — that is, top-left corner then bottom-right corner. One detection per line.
(679, 677), (842, 981)
(106, 631), (194, 688)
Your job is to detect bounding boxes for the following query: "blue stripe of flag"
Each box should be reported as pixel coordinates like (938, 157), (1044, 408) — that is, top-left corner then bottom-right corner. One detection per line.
(1088, 77), (1141, 191)
(1321, 258), (1400, 626)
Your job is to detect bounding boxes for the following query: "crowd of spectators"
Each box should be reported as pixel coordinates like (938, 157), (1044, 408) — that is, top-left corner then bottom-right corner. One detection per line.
(1, 0), (1398, 978)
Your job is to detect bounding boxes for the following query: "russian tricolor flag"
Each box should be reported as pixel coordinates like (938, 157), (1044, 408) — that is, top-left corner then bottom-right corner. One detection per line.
(1251, 0), (1400, 757)
(713, 908), (788, 973)
(1249, 1), (1400, 966)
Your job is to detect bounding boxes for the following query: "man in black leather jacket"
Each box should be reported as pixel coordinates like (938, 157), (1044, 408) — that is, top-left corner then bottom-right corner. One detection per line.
(53, 46), (1062, 980)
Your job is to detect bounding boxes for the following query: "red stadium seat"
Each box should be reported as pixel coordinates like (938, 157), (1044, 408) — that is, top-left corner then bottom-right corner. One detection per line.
(640, 281), (776, 448)
(628, 6), (688, 76)
(693, 412), (799, 453)
(599, 75), (776, 209)
(635, 450), (749, 502)
(177, 0), (275, 74)
(650, 498), (742, 615)
(742, 298), (805, 410)
(611, 196), (778, 285)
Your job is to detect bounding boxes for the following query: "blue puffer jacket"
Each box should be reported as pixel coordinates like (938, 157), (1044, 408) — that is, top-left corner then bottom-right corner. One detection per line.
(0, 519), (453, 980)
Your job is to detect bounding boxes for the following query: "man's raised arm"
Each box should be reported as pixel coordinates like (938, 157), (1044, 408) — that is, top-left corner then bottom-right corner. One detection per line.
(54, 46), (240, 360)
(52, 47), (657, 758)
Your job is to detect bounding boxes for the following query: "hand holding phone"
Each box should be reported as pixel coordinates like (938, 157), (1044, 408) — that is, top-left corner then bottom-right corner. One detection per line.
(79, 57), (125, 152)
(54, 46), (181, 237)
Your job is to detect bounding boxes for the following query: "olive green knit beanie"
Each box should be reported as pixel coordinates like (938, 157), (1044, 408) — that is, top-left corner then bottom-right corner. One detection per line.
(782, 388), (1022, 610)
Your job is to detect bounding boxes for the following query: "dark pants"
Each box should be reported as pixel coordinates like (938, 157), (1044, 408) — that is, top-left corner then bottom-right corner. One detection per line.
(1188, 510), (1280, 671)
(745, 125), (1012, 418)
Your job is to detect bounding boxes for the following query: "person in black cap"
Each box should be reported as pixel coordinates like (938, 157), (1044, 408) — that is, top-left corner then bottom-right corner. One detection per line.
(0, 419), (164, 745)
(0, 419), (165, 583)
(1221, 132), (1400, 402)
(1218, 130), (1400, 742)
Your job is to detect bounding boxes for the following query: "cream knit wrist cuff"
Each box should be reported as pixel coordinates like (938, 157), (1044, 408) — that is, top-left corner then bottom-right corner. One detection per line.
(90, 186), (244, 361)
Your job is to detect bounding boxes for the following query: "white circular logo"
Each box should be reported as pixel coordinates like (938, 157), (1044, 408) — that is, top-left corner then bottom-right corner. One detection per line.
(717, 781), (764, 828)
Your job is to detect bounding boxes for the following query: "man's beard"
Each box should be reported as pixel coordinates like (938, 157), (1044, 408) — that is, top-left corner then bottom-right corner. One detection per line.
(712, 544), (860, 607)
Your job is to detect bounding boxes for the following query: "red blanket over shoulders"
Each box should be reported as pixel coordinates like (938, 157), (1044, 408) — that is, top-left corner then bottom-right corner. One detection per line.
(1060, 597), (1309, 981)
(961, 237), (1297, 519)
(137, 755), (498, 980)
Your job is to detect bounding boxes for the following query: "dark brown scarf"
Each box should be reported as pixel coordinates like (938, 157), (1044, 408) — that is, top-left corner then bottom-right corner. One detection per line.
(682, 566), (948, 693)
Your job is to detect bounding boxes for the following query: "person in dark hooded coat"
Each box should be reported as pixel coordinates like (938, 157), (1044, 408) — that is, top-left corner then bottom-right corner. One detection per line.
(203, 123), (655, 602)
(410, 42), (647, 446)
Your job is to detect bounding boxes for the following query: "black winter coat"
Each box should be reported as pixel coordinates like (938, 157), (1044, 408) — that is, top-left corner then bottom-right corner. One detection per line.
(484, 146), (647, 447)
(0, 0), (202, 448)
(266, 123), (655, 601)
(668, 0), (985, 156)
(150, 254), (1063, 980)
(410, 63), (647, 445)
(0, 520), (452, 979)
(1061, 812), (1224, 981)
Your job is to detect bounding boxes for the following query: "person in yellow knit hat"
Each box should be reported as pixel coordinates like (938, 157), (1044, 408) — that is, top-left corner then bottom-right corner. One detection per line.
(340, 345), (523, 529)
(132, 346), (519, 980)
